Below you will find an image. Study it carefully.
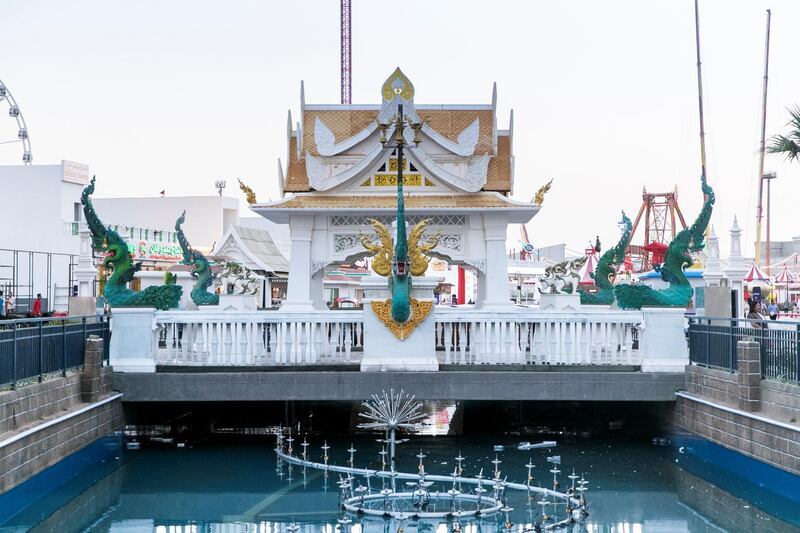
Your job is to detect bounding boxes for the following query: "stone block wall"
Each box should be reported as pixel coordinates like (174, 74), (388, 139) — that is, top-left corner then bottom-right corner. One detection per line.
(0, 336), (121, 495)
(685, 364), (738, 404)
(674, 395), (800, 476)
(677, 339), (800, 476)
(0, 374), (83, 435)
(0, 396), (122, 493)
(761, 379), (800, 423)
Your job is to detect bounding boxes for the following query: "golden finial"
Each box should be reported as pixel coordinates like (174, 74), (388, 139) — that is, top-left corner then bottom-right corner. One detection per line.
(237, 178), (257, 204)
(533, 179), (553, 205)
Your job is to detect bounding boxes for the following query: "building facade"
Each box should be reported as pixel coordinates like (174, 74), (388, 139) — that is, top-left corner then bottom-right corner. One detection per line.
(254, 68), (539, 310)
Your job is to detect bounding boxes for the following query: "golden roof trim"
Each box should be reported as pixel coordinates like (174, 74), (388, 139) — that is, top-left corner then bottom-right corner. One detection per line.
(255, 194), (533, 210)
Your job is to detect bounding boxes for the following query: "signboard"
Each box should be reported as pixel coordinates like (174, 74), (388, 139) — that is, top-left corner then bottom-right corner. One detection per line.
(127, 240), (183, 262)
(752, 286), (762, 304)
(61, 160), (90, 185)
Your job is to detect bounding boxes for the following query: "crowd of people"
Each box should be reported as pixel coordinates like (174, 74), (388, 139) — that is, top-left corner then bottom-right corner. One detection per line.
(0, 290), (43, 319)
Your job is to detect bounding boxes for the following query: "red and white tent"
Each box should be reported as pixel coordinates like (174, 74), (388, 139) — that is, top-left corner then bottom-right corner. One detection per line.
(774, 265), (795, 285)
(579, 247), (599, 285)
(743, 264), (770, 284)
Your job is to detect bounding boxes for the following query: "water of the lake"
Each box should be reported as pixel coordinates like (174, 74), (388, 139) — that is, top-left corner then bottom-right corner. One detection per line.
(1, 434), (798, 532)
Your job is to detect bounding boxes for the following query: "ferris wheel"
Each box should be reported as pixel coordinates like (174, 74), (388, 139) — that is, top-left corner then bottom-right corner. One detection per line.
(0, 79), (32, 165)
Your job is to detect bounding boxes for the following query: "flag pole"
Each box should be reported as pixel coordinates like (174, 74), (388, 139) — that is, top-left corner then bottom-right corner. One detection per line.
(693, 0), (710, 239)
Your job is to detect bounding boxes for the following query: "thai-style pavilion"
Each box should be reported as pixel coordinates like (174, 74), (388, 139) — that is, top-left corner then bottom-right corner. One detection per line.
(254, 68), (539, 310)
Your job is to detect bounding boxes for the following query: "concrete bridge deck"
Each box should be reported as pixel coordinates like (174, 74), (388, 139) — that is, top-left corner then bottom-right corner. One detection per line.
(113, 367), (684, 402)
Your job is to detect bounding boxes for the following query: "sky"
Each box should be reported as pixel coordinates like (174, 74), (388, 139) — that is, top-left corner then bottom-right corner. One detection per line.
(1, 0), (799, 259)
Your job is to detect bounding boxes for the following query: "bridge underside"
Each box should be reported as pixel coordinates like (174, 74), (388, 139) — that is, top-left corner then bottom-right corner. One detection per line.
(113, 369), (683, 402)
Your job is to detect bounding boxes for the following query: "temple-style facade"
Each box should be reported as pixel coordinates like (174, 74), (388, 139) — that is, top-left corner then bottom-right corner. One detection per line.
(254, 68), (538, 310)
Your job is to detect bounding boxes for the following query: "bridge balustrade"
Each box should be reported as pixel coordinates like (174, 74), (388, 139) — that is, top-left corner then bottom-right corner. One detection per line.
(152, 309), (642, 367)
(435, 308), (641, 365)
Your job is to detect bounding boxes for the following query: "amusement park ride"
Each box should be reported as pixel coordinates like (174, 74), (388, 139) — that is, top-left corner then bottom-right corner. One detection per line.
(627, 187), (688, 272)
(0, 79), (32, 165)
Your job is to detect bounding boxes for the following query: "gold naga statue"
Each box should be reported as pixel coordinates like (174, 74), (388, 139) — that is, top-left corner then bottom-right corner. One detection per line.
(359, 219), (440, 278)
(533, 179), (553, 205)
(238, 178), (257, 204)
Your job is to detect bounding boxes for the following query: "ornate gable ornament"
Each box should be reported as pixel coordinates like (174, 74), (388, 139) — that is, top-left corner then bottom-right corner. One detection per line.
(378, 68), (419, 124)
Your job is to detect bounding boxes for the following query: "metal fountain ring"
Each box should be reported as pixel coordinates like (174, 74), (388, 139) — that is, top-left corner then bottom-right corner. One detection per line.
(341, 491), (503, 519)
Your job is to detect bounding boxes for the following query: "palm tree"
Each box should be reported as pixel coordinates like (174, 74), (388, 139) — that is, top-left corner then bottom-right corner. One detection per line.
(768, 106), (800, 163)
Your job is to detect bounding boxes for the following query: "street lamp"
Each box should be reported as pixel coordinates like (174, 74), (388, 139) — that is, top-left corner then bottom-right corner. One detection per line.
(376, 103), (423, 282)
(214, 179), (226, 197)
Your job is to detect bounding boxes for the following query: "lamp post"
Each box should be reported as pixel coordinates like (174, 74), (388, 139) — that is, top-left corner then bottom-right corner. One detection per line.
(376, 103), (423, 322)
(214, 179), (226, 197)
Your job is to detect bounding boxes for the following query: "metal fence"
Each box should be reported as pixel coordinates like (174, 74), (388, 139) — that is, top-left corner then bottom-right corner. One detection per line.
(688, 316), (800, 384)
(0, 315), (110, 388)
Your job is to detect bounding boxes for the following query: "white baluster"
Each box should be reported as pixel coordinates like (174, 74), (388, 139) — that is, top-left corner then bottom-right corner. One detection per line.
(343, 322), (353, 360)
(458, 323), (468, 364)
(444, 322), (453, 364)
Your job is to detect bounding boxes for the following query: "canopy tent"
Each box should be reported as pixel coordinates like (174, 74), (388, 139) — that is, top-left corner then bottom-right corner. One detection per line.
(743, 264), (770, 284)
(774, 265), (795, 285)
(579, 248), (599, 285)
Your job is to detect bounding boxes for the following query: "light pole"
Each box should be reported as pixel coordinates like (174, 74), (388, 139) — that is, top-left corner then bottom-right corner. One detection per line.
(214, 179), (226, 197)
(376, 103), (423, 322)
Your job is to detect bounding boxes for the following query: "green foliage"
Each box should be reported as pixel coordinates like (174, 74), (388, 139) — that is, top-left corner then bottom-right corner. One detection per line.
(768, 106), (800, 163)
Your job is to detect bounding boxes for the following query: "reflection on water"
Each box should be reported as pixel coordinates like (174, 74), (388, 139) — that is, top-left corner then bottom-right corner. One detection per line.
(0, 434), (796, 533)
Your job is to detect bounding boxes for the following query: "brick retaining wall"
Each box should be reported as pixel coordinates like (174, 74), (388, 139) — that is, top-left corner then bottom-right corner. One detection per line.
(0, 395), (122, 493)
(0, 336), (122, 495)
(675, 394), (800, 476)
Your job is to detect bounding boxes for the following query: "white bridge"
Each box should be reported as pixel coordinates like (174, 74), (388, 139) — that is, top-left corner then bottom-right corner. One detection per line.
(150, 308), (643, 368)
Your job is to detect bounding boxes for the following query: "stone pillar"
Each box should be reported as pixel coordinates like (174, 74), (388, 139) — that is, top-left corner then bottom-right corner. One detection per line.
(724, 216), (748, 318)
(703, 225), (725, 287)
(639, 307), (689, 372)
(81, 335), (103, 403)
(109, 307), (156, 373)
(310, 268), (327, 310)
(482, 212), (511, 309)
(283, 215), (315, 311)
(737, 339), (761, 412)
(69, 227), (99, 316)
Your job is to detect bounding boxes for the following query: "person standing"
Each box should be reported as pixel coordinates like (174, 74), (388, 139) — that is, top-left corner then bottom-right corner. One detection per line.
(5, 292), (14, 317)
(32, 293), (42, 317)
(0, 291), (5, 318)
(767, 300), (779, 321)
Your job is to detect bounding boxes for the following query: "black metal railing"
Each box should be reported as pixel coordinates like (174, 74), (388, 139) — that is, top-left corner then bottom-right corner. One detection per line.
(688, 316), (800, 384)
(0, 315), (110, 389)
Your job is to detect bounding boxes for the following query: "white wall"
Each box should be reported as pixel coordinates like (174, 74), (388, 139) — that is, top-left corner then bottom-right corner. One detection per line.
(92, 195), (239, 252)
(0, 163), (87, 311)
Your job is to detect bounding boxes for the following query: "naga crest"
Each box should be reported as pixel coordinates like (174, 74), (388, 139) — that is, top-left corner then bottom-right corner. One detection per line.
(360, 219), (439, 278)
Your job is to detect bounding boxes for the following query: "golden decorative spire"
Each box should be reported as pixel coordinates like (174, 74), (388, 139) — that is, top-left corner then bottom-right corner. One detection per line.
(381, 67), (414, 102)
(238, 178), (257, 204)
(533, 179), (553, 205)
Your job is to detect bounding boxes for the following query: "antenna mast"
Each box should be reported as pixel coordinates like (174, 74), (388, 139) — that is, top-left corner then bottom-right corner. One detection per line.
(340, 0), (352, 104)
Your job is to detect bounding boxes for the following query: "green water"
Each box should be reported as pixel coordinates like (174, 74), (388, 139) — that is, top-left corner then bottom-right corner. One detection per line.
(2, 435), (798, 532)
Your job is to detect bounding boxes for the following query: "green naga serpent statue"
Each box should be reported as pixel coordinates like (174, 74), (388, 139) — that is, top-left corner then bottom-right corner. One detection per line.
(81, 177), (182, 310)
(579, 211), (632, 305)
(614, 175), (715, 309)
(175, 211), (219, 306)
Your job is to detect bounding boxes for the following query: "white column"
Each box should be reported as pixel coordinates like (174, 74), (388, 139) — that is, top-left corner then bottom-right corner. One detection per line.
(311, 269), (327, 310)
(74, 228), (97, 297)
(703, 225), (725, 287)
(724, 216), (748, 318)
(282, 215), (315, 311)
(482, 212), (512, 308)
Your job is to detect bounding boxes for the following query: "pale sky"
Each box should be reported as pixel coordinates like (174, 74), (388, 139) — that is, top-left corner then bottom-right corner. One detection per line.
(1, 0), (799, 259)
